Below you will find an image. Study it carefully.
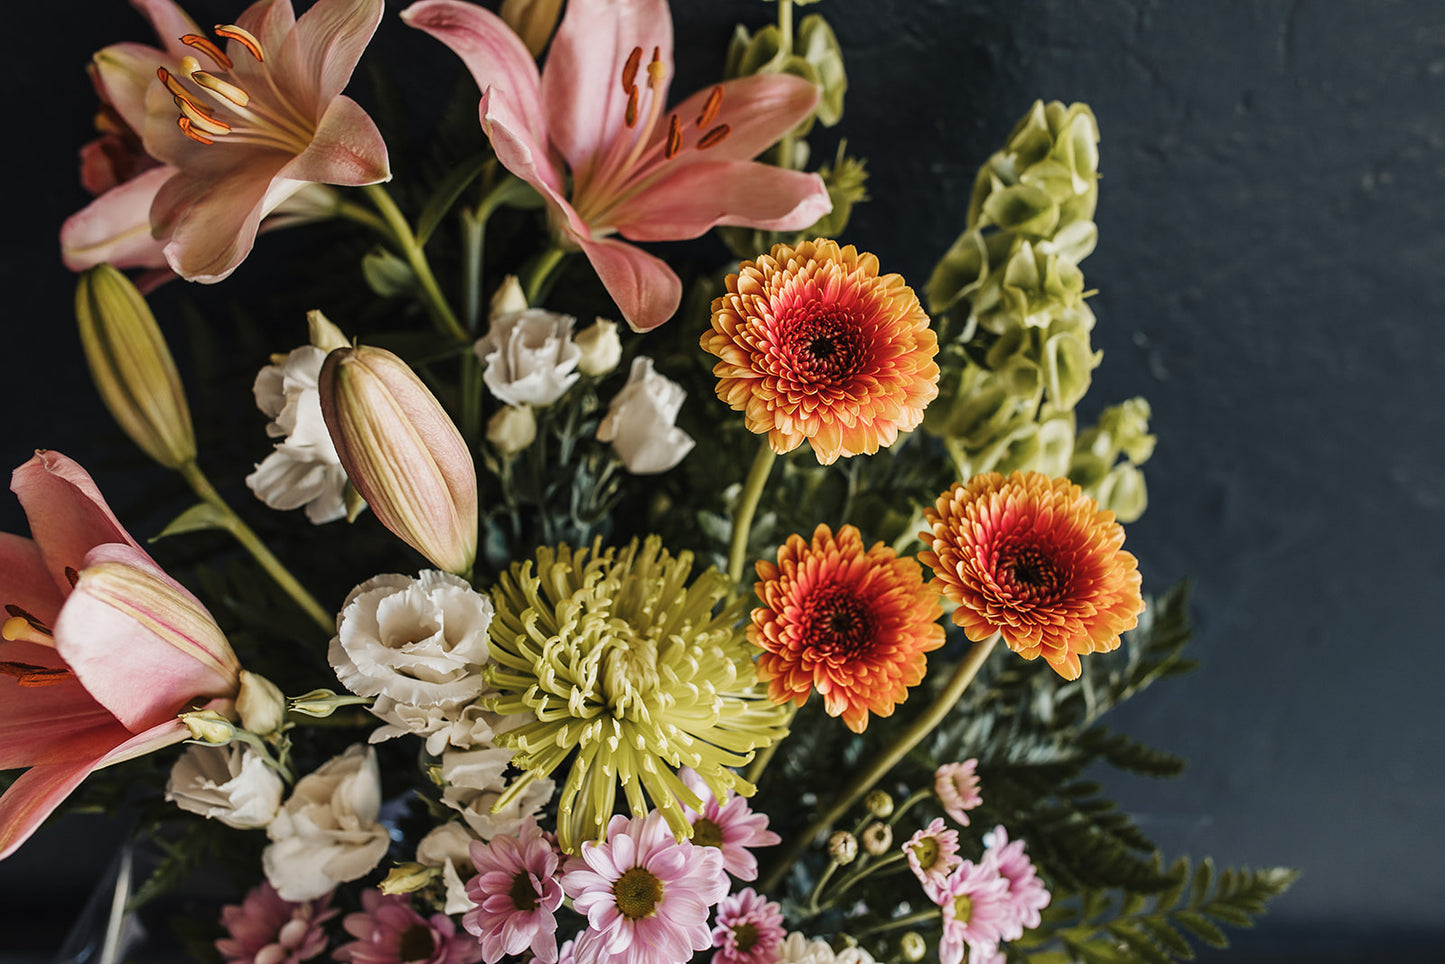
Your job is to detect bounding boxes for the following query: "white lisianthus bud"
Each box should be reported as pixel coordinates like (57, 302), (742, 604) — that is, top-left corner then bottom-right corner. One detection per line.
(307, 309), (350, 353)
(263, 745), (390, 900)
(166, 744), (284, 829)
(475, 309), (582, 407)
(246, 343), (350, 525)
(597, 357), (695, 474)
(574, 318), (622, 376)
(180, 709), (238, 744)
(330, 571), (494, 708)
(236, 670), (287, 736)
(489, 275), (529, 320)
(486, 405), (536, 457)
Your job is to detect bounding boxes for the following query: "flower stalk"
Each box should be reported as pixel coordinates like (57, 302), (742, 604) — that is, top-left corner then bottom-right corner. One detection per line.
(728, 441), (778, 585)
(362, 183), (467, 343)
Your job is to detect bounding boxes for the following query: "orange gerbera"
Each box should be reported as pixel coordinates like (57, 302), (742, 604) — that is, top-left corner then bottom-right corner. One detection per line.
(700, 239), (940, 464)
(750, 524), (944, 733)
(920, 472), (1145, 680)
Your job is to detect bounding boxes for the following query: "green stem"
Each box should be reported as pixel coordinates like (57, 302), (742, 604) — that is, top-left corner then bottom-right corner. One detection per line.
(822, 851), (909, 910)
(854, 908), (941, 940)
(886, 788), (932, 828)
(806, 859), (841, 915)
(462, 208), (487, 334)
(176, 461), (333, 634)
(336, 200), (391, 238)
(757, 634), (1000, 893)
(524, 246), (568, 305)
(362, 184), (468, 343)
(727, 441), (778, 585)
(776, 0), (797, 170)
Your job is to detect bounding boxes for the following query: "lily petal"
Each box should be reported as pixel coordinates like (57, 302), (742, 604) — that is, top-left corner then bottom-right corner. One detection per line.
(153, 157), (289, 284)
(278, 0), (385, 109)
(0, 640), (130, 770)
(401, 0), (553, 190)
(238, 0), (299, 58)
(574, 235), (682, 333)
(10, 453), (142, 598)
(613, 162), (831, 242)
(60, 165), (174, 272)
(664, 73), (821, 164)
(541, 0), (674, 190)
(0, 721), (186, 861)
(129, 0), (204, 61)
(55, 544), (239, 733)
(279, 95), (391, 187)
(0, 534), (66, 627)
(90, 42), (174, 135)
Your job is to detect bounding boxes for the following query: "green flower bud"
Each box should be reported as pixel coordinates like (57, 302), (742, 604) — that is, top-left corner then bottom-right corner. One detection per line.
(487, 405), (537, 457)
(180, 709), (237, 745)
(290, 689), (373, 718)
(1096, 462), (1148, 523)
(307, 309), (350, 353)
(236, 670), (287, 736)
(499, 0), (562, 57)
(865, 789), (894, 818)
(379, 862), (439, 895)
(796, 14), (847, 126)
(828, 830), (858, 865)
(900, 933), (927, 962)
(75, 265), (196, 469)
(319, 346), (478, 576)
(861, 821), (893, 855)
(574, 319), (623, 376)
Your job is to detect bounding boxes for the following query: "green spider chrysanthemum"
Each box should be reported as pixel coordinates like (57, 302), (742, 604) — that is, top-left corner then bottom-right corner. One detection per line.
(483, 537), (790, 852)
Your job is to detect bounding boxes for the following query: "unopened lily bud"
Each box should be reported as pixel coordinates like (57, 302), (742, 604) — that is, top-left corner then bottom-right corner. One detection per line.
(319, 346), (478, 576)
(487, 405), (537, 457)
(500, 0), (563, 57)
(237, 670), (287, 736)
(899, 932), (927, 962)
(861, 821), (893, 855)
(75, 264), (196, 469)
(575, 318), (623, 376)
(489, 275), (529, 320)
(865, 789), (894, 818)
(181, 709), (238, 745)
(308, 309), (350, 353)
(828, 830), (858, 865)
(379, 862), (438, 895)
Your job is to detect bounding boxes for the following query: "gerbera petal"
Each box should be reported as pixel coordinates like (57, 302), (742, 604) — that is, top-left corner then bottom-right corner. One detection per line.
(60, 165), (175, 272)
(612, 162), (830, 242)
(574, 235), (682, 332)
(542, 0), (673, 191)
(280, 95), (391, 187)
(665, 73), (821, 164)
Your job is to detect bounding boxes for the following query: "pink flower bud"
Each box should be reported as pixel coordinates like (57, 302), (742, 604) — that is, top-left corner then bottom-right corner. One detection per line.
(319, 346), (478, 576)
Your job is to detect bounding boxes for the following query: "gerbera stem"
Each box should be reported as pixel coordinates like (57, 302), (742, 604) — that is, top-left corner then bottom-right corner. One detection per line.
(727, 441), (778, 585)
(175, 461), (333, 634)
(757, 634), (999, 894)
(361, 184), (469, 344)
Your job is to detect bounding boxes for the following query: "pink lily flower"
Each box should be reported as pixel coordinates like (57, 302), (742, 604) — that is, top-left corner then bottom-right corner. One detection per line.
(403, 0), (834, 331)
(134, 0), (390, 283)
(0, 452), (241, 860)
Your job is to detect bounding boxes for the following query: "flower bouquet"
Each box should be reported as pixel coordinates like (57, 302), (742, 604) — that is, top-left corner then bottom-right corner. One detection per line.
(4, 0), (1297, 962)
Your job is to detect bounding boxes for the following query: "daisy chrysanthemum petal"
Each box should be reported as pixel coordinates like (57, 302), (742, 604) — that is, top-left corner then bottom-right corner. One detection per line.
(919, 472), (1145, 680)
(484, 537), (789, 852)
(700, 239), (940, 465)
(750, 524), (944, 733)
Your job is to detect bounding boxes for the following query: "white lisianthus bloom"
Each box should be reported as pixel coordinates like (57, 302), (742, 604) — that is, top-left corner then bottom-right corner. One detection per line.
(440, 747), (555, 841)
(330, 571), (493, 708)
(263, 745), (390, 901)
(245, 345), (350, 524)
(776, 934), (877, 964)
(475, 308), (582, 407)
(416, 821), (479, 914)
(367, 697), (522, 756)
(165, 744), (283, 830)
(596, 357), (695, 474)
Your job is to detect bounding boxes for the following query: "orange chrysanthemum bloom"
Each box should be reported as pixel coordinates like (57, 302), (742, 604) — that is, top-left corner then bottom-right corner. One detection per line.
(920, 472), (1145, 681)
(750, 524), (945, 733)
(700, 238), (940, 465)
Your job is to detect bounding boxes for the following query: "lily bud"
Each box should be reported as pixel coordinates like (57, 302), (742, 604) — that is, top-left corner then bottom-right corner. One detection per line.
(487, 405), (537, 457)
(237, 670), (287, 736)
(574, 318), (623, 376)
(181, 709), (239, 745)
(319, 346), (478, 576)
(308, 309), (350, 353)
(499, 0), (563, 57)
(74, 264), (196, 469)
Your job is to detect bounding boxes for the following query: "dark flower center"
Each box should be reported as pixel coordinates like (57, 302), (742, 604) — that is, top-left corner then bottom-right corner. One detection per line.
(1001, 544), (1063, 597)
(733, 922), (761, 953)
(509, 869), (539, 912)
(613, 866), (664, 920)
(781, 302), (865, 382)
(398, 924), (436, 963)
(800, 583), (876, 658)
(692, 817), (725, 849)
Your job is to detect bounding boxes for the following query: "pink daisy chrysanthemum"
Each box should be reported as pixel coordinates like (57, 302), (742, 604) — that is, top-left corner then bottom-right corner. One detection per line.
(932, 859), (1014, 964)
(711, 888), (786, 964)
(463, 818), (565, 964)
(935, 760), (982, 826)
(216, 882), (335, 964)
(334, 890), (484, 964)
(680, 768), (781, 880)
(903, 818), (962, 889)
(561, 811), (729, 964)
(985, 825), (1051, 931)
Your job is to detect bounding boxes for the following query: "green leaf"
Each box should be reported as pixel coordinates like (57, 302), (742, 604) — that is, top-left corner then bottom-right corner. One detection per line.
(1140, 919), (1194, 959)
(150, 502), (233, 542)
(1172, 911), (1228, 948)
(362, 246), (416, 297)
(415, 154), (489, 245)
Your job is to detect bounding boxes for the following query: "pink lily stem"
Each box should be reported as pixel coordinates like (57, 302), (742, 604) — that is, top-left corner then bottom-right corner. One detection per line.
(176, 461), (333, 634)
(362, 184), (469, 344)
(726, 439), (778, 585)
(756, 633), (1001, 894)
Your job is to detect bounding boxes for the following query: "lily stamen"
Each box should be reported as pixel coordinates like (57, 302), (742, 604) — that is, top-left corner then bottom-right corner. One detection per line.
(178, 98), (233, 136)
(0, 661), (69, 687)
(696, 85), (723, 128)
(188, 69), (251, 109)
(180, 33), (232, 70)
(4, 605), (52, 637)
(622, 46), (642, 93)
(214, 23), (265, 62)
(158, 67), (214, 115)
(2, 614), (55, 649)
(178, 118), (215, 145)
(665, 114), (682, 159)
(697, 124), (730, 150)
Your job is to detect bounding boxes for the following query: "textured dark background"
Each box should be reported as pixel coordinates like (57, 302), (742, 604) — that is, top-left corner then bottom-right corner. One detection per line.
(2, 0), (1443, 961)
